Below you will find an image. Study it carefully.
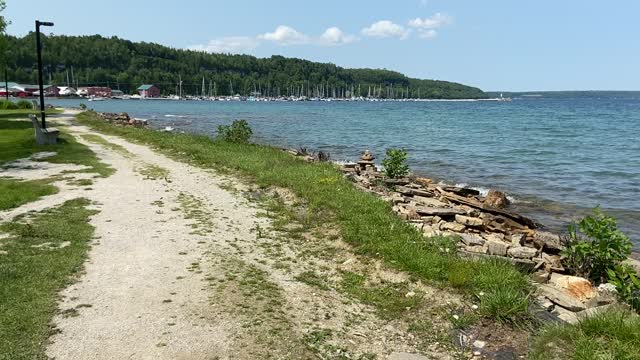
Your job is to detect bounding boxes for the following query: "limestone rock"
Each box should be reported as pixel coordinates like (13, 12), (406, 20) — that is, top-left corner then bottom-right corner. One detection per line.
(511, 233), (526, 246)
(455, 214), (483, 227)
(539, 284), (586, 312)
(549, 274), (596, 302)
(465, 245), (487, 254)
(532, 270), (551, 284)
(487, 239), (509, 256)
(484, 190), (510, 208)
(534, 231), (565, 251)
(458, 233), (485, 246)
(441, 222), (466, 233)
(507, 246), (538, 259)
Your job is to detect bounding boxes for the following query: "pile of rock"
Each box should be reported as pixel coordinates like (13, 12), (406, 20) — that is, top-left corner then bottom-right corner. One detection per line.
(337, 150), (622, 323)
(98, 112), (148, 128)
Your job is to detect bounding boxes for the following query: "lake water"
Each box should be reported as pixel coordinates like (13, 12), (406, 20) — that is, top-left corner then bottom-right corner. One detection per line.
(49, 93), (640, 245)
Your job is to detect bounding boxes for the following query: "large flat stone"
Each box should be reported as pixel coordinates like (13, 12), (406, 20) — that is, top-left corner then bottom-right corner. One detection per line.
(507, 246), (538, 259)
(487, 239), (509, 256)
(539, 284), (586, 312)
(415, 207), (465, 217)
(549, 274), (596, 302)
(458, 233), (485, 246)
(440, 222), (466, 232)
(455, 214), (483, 227)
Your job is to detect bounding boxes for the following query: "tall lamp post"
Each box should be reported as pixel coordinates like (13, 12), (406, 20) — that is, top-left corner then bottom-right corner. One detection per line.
(35, 20), (54, 129)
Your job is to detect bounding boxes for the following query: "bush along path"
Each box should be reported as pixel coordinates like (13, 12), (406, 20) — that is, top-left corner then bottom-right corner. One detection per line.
(4, 110), (483, 360)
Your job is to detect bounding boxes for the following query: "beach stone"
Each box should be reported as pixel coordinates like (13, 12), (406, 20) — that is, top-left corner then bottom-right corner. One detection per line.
(484, 190), (510, 208)
(465, 245), (487, 254)
(549, 274), (596, 302)
(534, 231), (565, 251)
(484, 233), (505, 242)
(532, 270), (551, 284)
(387, 352), (430, 360)
(507, 246), (537, 259)
(511, 233), (526, 246)
(542, 253), (563, 268)
(535, 294), (555, 310)
(441, 222), (466, 233)
(540, 284), (587, 312)
(455, 214), (483, 227)
(487, 239), (509, 256)
(552, 305), (579, 324)
(458, 233), (485, 246)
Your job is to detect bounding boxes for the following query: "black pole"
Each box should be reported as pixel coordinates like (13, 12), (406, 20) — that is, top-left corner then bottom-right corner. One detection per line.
(35, 20), (54, 129)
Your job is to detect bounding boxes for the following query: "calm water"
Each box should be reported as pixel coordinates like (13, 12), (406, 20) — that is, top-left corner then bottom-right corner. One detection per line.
(49, 93), (640, 244)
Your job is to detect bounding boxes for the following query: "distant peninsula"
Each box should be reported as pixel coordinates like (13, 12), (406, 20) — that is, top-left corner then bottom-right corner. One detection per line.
(5, 34), (486, 99)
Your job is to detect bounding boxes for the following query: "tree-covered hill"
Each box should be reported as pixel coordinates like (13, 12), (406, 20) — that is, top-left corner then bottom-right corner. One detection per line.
(4, 33), (486, 99)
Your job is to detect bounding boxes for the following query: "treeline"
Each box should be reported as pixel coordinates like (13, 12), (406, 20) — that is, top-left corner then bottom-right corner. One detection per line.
(4, 33), (487, 99)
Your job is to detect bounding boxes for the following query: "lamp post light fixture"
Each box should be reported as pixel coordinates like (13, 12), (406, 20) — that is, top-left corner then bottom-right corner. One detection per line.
(35, 20), (54, 129)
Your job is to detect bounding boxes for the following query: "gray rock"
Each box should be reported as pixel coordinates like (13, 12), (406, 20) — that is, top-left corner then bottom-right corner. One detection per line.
(511, 233), (526, 246)
(539, 284), (586, 312)
(441, 222), (466, 232)
(459, 233), (486, 246)
(388, 352), (431, 360)
(455, 214), (484, 227)
(465, 245), (487, 254)
(532, 270), (551, 284)
(507, 246), (537, 259)
(535, 231), (564, 251)
(487, 239), (509, 256)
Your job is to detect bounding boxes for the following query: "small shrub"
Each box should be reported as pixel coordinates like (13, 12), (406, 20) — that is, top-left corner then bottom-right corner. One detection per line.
(382, 148), (409, 179)
(561, 208), (632, 283)
(79, 103), (87, 110)
(217, 119), (252, 143)
(607, 265), (640, 312)
(16, 100), (33, 109)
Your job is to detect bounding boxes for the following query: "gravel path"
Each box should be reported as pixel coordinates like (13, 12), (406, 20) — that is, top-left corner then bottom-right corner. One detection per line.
(43, 113), (266, 359)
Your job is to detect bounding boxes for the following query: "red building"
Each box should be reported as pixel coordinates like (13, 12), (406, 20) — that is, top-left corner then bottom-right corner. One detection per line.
(137, 84), (160, 98)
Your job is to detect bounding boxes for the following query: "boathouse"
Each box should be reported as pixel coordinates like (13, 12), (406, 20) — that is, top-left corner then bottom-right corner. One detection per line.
(137, 84), (160, 98)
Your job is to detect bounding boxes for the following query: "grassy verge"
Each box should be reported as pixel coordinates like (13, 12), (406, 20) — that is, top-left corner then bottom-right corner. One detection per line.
(0, 198), (97, 360)
(77, 110), (531, 323)
(0, 108), (62, 120)
(0, 178), (58, 211)
(0, 118), (113, 176)
(529, 309), (640, 359)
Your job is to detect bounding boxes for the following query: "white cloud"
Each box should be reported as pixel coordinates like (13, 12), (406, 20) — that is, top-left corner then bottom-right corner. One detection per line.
(319, 27), (358, 46)
(408, 13), (453, 29)
(408, 13), (453, 39)
(188, 36), (259, 54)
(418, 29), (438, 39)
(361, 20), (410, 39)
(259, 25), (309, 45)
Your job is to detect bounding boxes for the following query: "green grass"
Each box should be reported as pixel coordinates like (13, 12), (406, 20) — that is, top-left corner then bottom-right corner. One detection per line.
(76, 110), (531, 322)
(0, 178), (59, 211)
(530, 309), (640, 360)
(340, 271), (423, 318)
(0, 199), (97, 360)
(0, 119), (114, 177)
(0, 108), (62, 120)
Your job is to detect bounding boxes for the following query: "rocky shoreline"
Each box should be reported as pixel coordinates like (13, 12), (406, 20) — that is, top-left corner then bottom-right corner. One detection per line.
(285, 148), (639, 324)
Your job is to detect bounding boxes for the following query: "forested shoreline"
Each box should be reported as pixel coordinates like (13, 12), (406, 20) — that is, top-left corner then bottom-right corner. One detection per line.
(5, 34), (487, 99)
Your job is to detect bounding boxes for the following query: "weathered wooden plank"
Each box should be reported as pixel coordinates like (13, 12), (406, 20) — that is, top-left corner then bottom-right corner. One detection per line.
(439, 190), (537, 228)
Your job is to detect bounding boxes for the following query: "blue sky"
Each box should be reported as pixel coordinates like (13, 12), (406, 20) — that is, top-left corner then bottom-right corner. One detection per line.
(5, 0), (640, 91)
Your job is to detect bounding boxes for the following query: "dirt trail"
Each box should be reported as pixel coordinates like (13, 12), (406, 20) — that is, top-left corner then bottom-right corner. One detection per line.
(1, 111), (462, 359)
